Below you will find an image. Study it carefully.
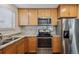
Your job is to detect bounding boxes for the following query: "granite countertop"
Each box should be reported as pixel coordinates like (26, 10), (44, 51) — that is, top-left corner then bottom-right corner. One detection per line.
(0, 36), (25, 49)
(0, 32), (60, 49)
(0, 33), (37, 49)
(0, 31), (21, 36)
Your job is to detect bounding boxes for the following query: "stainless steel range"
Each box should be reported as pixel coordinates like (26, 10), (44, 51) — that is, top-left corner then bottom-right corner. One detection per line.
(37, 29), (52, 48)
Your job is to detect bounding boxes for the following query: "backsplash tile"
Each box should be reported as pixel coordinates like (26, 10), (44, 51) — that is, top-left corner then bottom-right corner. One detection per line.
(0, 29), (21, 35)
(20, 26), (56, 36)
(21, 26), (38, 36)
(0, 26), (56, 36)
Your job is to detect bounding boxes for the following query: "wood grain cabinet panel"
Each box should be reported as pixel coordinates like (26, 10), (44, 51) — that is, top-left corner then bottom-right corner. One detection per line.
(38, 9), (45, 17)
(18, 9), (29, 26)
(3, 43), (17, 54)
(38, 8), (50, 18)
(52, 36), (62, 53)
(0, 50), (3, 54)
(44, 8), (50, 17)
(69, 4), (78, 17)
(16, 39), (25, 54)
(58, 4), (78, 18)
(28, 9), (38, 25)
(28, 37), (37, 53)
(50, 8), (57, 26)
(24, 37), (28, 53)
(58, 4), (69, 18)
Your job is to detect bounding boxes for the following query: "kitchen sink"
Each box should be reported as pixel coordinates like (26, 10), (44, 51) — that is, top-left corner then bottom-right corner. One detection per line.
(12, 37), (20, 40)
(0, 37), (20, 45)
(0, 38), (13, 45)
(1, 41), (9, 45)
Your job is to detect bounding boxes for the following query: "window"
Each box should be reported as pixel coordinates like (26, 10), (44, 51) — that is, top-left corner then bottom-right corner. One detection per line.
(0, 6), (15, 29)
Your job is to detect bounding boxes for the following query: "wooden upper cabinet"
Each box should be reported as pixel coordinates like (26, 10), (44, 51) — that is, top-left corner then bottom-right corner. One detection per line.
(44, 9), (50, 17)
(38, 8), (50, 18)
(58, 4), (78, 18)
(18, 9), (29, 26)
(58, 4), (69, 18)
(28, 9), (38, 25)
(38, 9), (45, 17)
(69, 4), (78, 17)
(28, 37), (37, 53)
(50, 8), (57, 26)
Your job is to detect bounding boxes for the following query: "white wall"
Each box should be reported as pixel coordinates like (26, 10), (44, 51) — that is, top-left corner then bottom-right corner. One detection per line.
(0, 4), (21, 34)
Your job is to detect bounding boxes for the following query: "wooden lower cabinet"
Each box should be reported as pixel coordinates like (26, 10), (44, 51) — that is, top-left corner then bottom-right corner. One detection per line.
(0, 50), (3, 54)
(0, 37), (37, 54)
(24, 37), (28, 53)
(0, 37), (28, 54)
(3, 43), (17, 54)
(16, 39), (25, 54)
(28, 37), (37, 53)
(52, 35), (62, 53)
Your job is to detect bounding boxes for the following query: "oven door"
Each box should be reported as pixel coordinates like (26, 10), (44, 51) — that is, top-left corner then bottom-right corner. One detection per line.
(38, 37), (51, 48)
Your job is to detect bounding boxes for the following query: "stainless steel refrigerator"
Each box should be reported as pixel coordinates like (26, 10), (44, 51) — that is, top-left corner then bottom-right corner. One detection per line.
(57, 18), (79, 54)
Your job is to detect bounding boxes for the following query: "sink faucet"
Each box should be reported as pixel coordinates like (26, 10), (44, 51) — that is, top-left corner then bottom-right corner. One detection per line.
(0, 33), (2, 41)
(0, 33), (3, 45)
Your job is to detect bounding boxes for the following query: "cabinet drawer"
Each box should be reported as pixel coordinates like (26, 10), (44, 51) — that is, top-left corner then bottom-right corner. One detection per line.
(52, 36), (62, 53)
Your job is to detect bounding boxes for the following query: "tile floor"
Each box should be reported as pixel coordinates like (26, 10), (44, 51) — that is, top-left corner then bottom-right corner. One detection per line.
(37, 48), (52, 54)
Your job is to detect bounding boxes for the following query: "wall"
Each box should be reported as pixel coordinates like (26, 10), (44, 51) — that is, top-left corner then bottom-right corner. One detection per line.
(20, 26), (56, 36)
(0, 4), (21, 35)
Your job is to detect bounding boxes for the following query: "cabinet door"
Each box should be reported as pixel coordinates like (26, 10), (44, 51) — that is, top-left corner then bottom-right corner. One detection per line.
(3, 43), (17, 54)
(44, 9), (50, 17)
(16, 39), (25, 54)
(38, 9), (45, 18)
(58, 4), (78, 18)
(60, 5), (69, 17)
(28, 9), (37, 25)
(38, 9), (50, 18)
(52, 36), (62, 53)
(58, 5), (69, 18)
(28, 37), (37, 53)
(51, 8), (57, 26)
(0, 50), (3, 54)
(24, 37), (28, 53)
(69, 4), (78, 17)
(18, 9), (28, 26)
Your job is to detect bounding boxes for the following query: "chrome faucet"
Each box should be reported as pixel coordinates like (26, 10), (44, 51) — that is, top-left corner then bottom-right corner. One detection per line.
(0, 33), (2, 40)
(0, 33), (3, 45)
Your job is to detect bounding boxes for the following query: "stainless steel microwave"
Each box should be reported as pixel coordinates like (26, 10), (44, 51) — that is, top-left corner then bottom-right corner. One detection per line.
(38, 18), (51, 25)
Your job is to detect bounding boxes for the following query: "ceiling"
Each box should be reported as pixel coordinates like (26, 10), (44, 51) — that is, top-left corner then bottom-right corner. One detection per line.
(14, 4), (59, 8)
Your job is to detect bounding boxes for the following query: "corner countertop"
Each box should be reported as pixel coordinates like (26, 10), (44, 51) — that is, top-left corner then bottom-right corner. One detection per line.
(0, 33), (59, 49)
(0, 31), (21, 36)
(0, 36), (25, 49)
(0, 33), (37, 49)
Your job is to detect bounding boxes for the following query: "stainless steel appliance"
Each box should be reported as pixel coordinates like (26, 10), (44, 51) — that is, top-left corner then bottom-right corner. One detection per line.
(38, 18), (51, 25)
(37, 29), (52, 48)
(59, 18), (79, 54)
